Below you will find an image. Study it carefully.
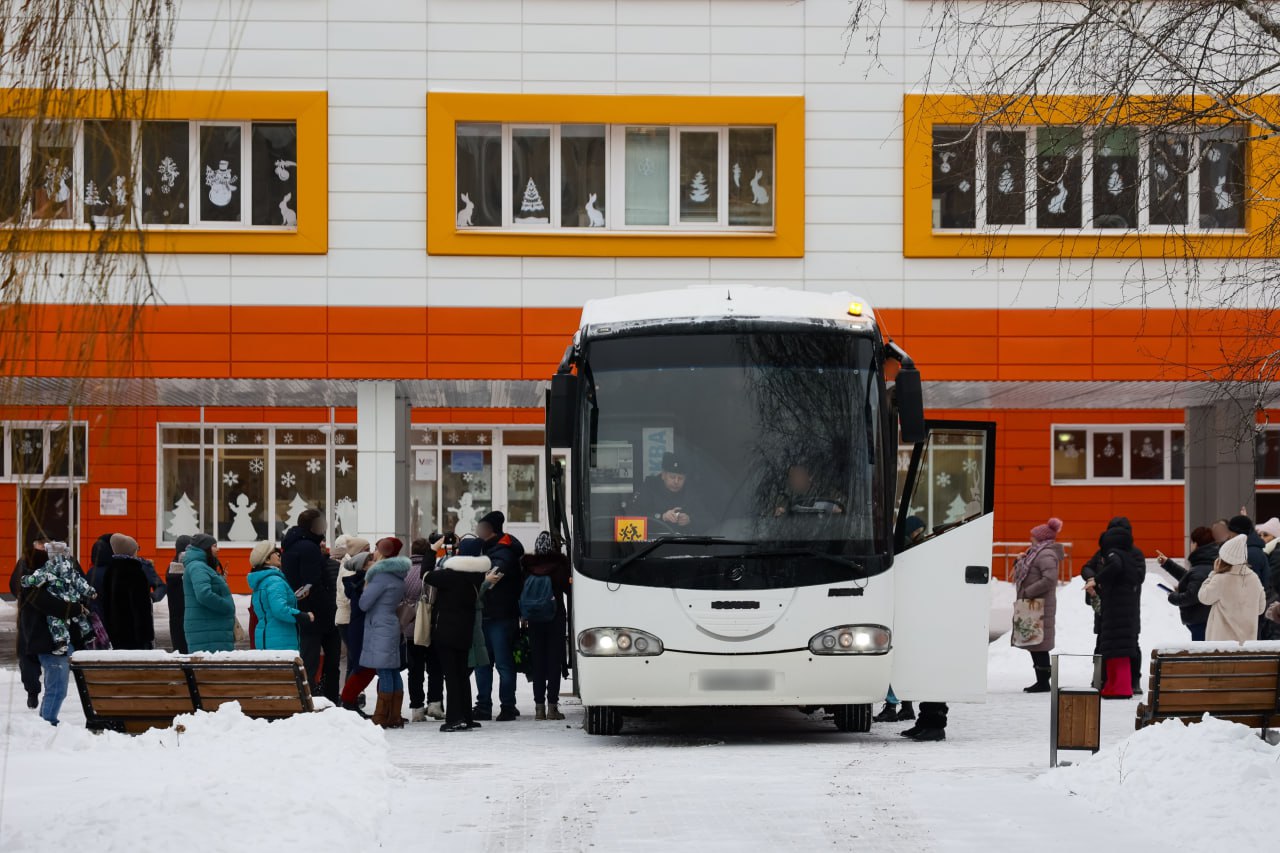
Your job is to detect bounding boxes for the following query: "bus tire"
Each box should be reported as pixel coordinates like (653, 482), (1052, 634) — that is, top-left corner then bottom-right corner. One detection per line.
(833, 703), (872, 733)
(585, 706), (623, 735)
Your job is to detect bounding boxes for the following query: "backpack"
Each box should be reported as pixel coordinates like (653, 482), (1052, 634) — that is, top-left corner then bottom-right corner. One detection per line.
(519, 574), (557, 623)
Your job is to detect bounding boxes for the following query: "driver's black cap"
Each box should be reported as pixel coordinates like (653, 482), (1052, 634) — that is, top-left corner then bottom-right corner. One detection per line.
(662, 452), (684, 474)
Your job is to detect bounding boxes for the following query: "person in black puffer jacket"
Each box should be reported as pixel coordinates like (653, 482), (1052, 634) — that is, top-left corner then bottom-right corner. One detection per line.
(1089, 519), (1146, 699)
(474, 512), (525, 722)
(424, 537), (492, 731)
(1159, 526), (1217, 641)
(281, 509), (341, 703)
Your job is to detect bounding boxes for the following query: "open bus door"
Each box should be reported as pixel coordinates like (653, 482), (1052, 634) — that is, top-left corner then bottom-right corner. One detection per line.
(890, 420), (995, 702)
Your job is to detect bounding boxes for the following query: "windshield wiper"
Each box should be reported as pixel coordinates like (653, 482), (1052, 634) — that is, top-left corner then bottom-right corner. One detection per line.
(611, 536), (755, 575)
(722, 546), (867, 575)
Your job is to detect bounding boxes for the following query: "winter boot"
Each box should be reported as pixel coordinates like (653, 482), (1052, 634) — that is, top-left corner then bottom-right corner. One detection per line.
(26, 692), (38, 710)
(547, 704), (565, 721)
(1100, 657), (1134, 699)
(440, 720), (471, 732)
(535, 704), (547, 721)
(496, 706), (520, 722)
(370, 692), (391, 727)
(384, 691), (406, 729)
(426, 701), (445, 720)
(907, 727), (946, 742)
(410, 706), (427, 723)
(1024, 667), (1052, 694)
(471, 705), (492, 721)
(896, 701), (915, 721)
(342, 699), (371, 720)
(873, 703), (899, 723)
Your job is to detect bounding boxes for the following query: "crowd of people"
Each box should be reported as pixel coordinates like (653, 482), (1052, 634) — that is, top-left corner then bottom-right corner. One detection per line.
(9, 509), (571, 732)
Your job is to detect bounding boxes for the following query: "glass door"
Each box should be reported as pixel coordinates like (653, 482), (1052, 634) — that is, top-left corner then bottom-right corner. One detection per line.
(18, 486), (79, 561)
(501, 450), (546, 549)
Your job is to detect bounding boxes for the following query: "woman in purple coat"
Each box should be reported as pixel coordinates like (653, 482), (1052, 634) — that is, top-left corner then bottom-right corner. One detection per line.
(1012, 518), (1063, 693)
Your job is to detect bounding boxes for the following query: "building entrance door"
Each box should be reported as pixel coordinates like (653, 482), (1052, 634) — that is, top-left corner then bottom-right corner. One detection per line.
(18, 486), (79, 560)
(500, 450), (545, 550)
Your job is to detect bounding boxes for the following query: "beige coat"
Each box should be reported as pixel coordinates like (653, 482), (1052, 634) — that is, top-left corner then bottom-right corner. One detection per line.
(1198, 564), (1266, 643)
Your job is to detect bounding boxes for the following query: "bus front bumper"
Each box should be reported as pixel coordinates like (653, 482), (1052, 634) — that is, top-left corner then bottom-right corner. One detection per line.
(575, 648), (892, 707)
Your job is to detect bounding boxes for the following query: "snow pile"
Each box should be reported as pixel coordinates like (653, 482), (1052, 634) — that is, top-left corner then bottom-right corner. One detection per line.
(1043, 716), (1280, 850)
(0, 704), (397, 853)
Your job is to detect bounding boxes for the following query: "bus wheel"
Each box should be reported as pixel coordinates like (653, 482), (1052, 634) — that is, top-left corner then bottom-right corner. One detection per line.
(833, 704), (872, 733)
(585, 706), (623, 735)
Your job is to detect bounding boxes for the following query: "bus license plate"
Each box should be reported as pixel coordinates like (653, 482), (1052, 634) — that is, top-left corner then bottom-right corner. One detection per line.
(697, 670), (776, 691)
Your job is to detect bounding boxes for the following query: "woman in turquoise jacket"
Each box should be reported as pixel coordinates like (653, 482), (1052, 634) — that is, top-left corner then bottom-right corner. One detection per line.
(182, 534), (236, 652)
(247, 541), (313, 651)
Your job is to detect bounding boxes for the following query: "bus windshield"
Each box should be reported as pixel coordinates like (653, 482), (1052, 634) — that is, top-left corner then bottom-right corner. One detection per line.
(578, 330), (886, 587)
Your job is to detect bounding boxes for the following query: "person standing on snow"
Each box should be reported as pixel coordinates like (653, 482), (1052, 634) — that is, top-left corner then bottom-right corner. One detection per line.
(1226, 515), (1270, 590)
(1011, 518), (1063, 694)
(281, 509), (341, 703)
(17, 542), (94, 726)
(1254, 518), (1280, 640)
(521, 531), (572, 721)
(473, 511), (525, 722)
(182, 534), (236, 653)
(248, 541), (313, 651)
(103, 534), (156, 650)
(425, 536), (493, 732)
(166, 535), (192, 653)
(337, 543), (377, 717)
(1088, 519), (1145, 699)
(10, 538), (49, 709)
(404, 537), (442, 722)
(1198, 533), (1267, 644)
(1158, 526), (1218, 641)
(358, 537), (411, 729)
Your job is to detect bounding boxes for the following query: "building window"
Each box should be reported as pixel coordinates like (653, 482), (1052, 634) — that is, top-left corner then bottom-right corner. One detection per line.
(1051, 425), (1185, 484)
(455, 122), (774, 233)
(0, 422), (88, 483)
(932, 125), (1246, 232)
(0, 118), (299, 231)
(1257, 428), (1280, 482)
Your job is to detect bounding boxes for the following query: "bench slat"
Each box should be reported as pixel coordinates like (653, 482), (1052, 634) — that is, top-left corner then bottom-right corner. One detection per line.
(83, 682), (192, 699)
(89, 697), (198, 715)
(193, 668), (307, 684)
(1153, 689), (1278, 712)
(80, 669), (189, 685)
(203, 697), (311, 714)
(1151, 659), (1279, 677)
(1154, 674), (1280, 691)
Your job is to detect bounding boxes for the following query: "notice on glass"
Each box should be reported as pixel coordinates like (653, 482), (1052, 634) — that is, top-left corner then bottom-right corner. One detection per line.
(99, 488), (128, 517)
(414, 451), (437, 482)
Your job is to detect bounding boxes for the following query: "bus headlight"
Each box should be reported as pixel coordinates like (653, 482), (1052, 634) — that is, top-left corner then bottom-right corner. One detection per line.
(808, 625), (891, 655)
(578, 628), (664, 657)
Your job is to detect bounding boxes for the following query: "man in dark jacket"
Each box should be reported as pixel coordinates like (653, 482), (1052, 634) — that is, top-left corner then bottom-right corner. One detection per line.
(1090, 520), (1146, 698)
(10, 539), (48, 709)
(103, 534), (156, 650)
(473, 511), (525, 721)
(424, 537), (490, 731)
(1159, 526), (1217, 641)
(282, 509), (341, 702)
(1227, 515), (1270, 589)
(85, 532), (115, 621)
(166, 535), (192, 653)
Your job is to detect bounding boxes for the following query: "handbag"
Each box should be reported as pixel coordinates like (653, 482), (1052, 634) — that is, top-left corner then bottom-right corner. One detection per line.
(413, 587), (435, 647)
(88, 612), (112, 650)
(512, 624), (533, 681)
(1011, 598), (1046, 647)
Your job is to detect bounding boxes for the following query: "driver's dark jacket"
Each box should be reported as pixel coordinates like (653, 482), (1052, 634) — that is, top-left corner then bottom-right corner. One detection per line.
(630, 475), (706, 530)
(774, 488), (845, 515)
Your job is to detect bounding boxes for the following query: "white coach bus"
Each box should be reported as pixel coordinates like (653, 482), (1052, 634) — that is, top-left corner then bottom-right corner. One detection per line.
(544, 286), (994, 735)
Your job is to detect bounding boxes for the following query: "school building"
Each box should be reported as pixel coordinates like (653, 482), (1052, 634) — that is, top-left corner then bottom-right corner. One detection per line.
(2, 0), (1277, 591)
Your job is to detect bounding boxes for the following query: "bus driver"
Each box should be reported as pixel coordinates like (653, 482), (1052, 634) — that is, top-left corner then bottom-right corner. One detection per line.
(774, 461), (846, 517)
(631, 452), (703, 531)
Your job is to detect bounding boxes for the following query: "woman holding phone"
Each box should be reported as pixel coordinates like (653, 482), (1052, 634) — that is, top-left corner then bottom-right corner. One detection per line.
(1011, 518), (1063, 693)
(1158, 526), (1218, 641)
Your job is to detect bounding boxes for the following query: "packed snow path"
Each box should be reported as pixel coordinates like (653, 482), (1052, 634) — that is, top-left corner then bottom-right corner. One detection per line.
(2, 575), (1274, 852)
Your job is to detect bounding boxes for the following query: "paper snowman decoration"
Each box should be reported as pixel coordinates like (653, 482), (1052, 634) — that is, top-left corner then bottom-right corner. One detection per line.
(205, 159), (238, 207)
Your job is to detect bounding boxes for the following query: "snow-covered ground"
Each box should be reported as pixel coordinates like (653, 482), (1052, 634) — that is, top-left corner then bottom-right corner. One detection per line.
(1, 571), (1275, 852)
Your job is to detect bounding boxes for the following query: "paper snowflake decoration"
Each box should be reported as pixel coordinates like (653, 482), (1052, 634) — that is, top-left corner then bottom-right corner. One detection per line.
(282, 433), (294, 444)
(254, 433), (264, 443)
(936, 472), (952, 488)
(335, 433), (347, 445)
(447, 432), (460, 444)
(222, 471), (239, 487)
(462, 471), (475, 483)
(249, 458), (264, 474)
(306, 458), (322, 474)
(19, 439), (34, 456)
(306, 433), (318, 444)
(961, 458), (978, 475)
(897, 452), (912, 473)
(335, 456), (352, 476)
(477, 434), (489, 445)
(280, 471), (297, 488)
(227, 432), (238, 444)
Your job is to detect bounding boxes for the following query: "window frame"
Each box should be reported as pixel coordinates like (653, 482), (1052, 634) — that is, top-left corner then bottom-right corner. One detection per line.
(904, 94), (1278, 259)
(428, 92), (804, 257)
(0, 89), (326, 253)
(1050, 424), (1185, 485)
(0, 420), (89, 485)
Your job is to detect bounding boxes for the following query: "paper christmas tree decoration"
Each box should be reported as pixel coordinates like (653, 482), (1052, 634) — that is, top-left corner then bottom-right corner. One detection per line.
(166, 492), (200, 539)
(689, 171), (710, 203)
(521, 178), (544, 213)
(944, 493), (968, 524)
(284, 492), (311, 532)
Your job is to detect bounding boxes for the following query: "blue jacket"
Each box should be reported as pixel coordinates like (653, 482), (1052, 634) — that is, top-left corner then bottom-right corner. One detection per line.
(248, 567), (305, 651)
(181, 546), (236, 652)
(357, 557), (409, 670)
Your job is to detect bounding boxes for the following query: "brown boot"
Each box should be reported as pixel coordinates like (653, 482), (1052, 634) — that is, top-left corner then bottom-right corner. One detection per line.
(370, 692), (390, 727)
(384, 691), (406, 729)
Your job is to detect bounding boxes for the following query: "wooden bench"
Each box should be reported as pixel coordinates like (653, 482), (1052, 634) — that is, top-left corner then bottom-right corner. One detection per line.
(71, 651), (315, 734)
(1135, 645), (1280, 735)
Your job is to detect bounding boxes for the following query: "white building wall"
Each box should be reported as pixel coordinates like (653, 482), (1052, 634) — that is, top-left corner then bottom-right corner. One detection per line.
(16, 0), (1241, 313)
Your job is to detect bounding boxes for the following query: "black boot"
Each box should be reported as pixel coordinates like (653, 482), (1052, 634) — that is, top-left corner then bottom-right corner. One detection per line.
(873, 703), (899, 723)
(341, 699), (370, 719)
(907, 727), (946, 742)
(896, 701), (916, 721)
(27, 692), (39, 710)
(1024, 667), (1052, 693)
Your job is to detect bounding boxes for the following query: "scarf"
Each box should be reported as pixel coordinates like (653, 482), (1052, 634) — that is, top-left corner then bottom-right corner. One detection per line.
(1013, 538), (1055, 587)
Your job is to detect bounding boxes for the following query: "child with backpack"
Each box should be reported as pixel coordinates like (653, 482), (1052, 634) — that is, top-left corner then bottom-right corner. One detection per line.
(520, 532), (572, 721)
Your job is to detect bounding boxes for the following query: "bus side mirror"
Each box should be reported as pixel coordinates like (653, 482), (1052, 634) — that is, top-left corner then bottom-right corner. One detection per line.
(547, 373), (579, 448)
(896, 366), (926, 444)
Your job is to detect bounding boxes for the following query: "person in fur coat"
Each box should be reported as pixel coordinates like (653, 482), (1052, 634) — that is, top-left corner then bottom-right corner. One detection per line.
(424, 537), (495, 732)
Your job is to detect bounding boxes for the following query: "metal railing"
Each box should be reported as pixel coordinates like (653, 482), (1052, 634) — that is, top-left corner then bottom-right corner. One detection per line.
(992, 541), (1075, 583)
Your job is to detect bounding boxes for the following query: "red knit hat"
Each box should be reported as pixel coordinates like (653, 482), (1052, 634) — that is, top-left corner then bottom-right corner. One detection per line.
(1030, 518), (1063, 542)
(376, 537), (404, 558)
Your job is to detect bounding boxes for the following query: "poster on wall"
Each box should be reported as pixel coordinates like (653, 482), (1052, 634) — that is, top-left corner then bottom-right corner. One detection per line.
(415, 450), (438, 481)
(449, 450), (485, 474)
(642, 428), (674, 478)
(99, 488), (128, 516)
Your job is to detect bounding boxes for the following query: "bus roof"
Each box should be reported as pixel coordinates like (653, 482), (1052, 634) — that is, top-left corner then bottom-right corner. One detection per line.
(578, 285), (877, 330)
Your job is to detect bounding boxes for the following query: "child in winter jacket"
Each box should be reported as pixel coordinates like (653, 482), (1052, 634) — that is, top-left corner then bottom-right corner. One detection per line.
(1199, 533), (1267, 643)
(21, 542), (94, 654)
